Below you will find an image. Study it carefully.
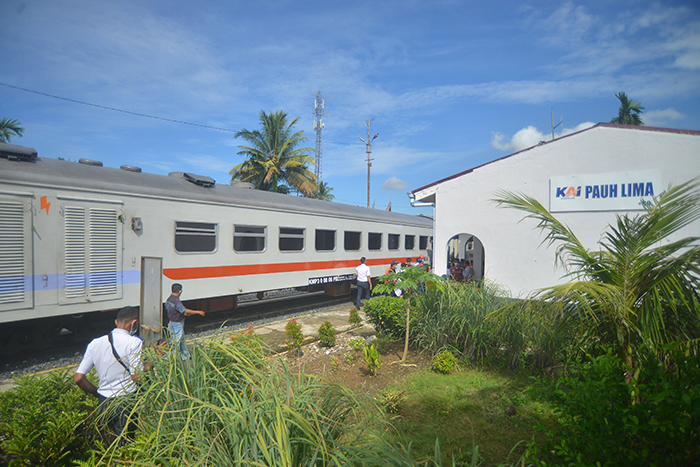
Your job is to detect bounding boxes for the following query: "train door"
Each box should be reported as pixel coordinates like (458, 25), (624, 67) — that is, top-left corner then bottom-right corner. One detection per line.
(0, 194), (34, 312)
(57, 198), (124, 305)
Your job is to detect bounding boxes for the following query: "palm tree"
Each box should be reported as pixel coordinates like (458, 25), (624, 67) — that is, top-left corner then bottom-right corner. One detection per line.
(610, 92), (644, 125)
(312, 181), (335, 201)
(230, 110), (316, 196)
(492, 179), (700, 376)
(0, 118), (25, 143)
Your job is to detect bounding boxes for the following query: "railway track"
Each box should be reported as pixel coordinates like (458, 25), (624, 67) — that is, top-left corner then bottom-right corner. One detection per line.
(0, 290), (354, 381)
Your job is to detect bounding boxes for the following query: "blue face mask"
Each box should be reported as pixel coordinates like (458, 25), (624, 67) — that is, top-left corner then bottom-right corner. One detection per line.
(129, 321), (138, 336)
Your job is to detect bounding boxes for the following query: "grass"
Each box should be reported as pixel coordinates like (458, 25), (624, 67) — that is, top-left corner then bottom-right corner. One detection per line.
(389, 362), (559, 466)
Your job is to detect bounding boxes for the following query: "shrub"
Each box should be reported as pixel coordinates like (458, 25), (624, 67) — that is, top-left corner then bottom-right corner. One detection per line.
(364, 296), (412, 340)
(285, 318), (304, 352)
(348, 308), (363, 326)
(231, 324), (265, 352)
(527, 345), (700, 466)
(431, 350), (457, 374)
(348, 335), (366, 352)
(0, 369), (99, 466)
(318, 321), (336, 347)
(379, 388), (407, 415)
(363, 343), (382, 376)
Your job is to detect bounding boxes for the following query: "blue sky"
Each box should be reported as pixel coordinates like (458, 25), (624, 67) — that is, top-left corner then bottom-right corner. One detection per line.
(2, 0), (699, 215)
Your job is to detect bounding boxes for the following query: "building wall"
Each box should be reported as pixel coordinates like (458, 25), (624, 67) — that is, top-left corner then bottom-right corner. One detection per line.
(431, 126), (700, 297)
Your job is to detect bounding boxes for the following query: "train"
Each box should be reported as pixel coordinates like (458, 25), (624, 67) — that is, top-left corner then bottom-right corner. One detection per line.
(0, 142), (433, 355)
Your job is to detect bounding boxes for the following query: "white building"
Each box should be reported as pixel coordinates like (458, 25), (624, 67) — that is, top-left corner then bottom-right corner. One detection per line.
(410, 123), (700, 297)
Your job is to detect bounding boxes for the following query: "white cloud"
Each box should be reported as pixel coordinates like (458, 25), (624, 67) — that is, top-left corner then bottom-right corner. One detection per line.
(643, 108), (686, 127)
(381, 176), (407, 190)
(491, 122), (596, 152)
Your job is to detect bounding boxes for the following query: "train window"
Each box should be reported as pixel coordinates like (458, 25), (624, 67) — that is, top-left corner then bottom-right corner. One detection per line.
(388, 234), (400, 250)
(405, 235), (415, 250)
(419, 235), (429, 250)
(279, 227), (304, 251)
(315, 229), (336, 251)
(234, 225), (266, 252)
(344, 231), (361, 251)
(368, 232), (382, 251)
(175, 221), (217, 252)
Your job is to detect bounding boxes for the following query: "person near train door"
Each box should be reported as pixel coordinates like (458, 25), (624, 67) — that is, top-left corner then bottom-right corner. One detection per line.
(73, 306), (143, 443)
(356, 257), (373, 310)
(164, 283), (205, 360)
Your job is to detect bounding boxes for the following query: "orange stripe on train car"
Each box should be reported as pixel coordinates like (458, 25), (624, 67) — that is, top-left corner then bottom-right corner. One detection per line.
(163, 257), (396, 280)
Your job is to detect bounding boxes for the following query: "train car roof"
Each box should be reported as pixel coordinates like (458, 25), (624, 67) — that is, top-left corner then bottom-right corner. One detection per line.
(0, 148), (432, 228)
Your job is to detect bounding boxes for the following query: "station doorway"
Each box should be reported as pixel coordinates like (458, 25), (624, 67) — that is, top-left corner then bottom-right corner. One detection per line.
(446, 233), (484, 281)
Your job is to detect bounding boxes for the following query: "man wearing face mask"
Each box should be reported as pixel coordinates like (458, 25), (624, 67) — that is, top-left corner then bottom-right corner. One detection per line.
(74, 306), (143, 441)
(164, 283), (205, 360)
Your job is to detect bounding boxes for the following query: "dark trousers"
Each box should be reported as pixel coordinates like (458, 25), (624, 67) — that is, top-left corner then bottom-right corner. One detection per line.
(357, 281), (370, 309)
(97, 394), (135, 443)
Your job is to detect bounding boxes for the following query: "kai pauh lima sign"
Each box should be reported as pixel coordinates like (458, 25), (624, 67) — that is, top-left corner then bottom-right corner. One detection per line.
(550, 171), (661, 213)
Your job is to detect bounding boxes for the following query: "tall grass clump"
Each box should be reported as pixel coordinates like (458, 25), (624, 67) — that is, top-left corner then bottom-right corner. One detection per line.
(413, 282), (508, 362)
(86, 337), (427, 466)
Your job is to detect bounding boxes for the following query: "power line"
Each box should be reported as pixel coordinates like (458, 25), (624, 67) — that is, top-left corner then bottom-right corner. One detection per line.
(0, 81), (238, 133)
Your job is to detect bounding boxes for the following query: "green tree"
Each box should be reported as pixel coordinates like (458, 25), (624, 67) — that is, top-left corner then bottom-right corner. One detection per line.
(373, 267), (445, 362)
(312, 181), (335, 201)
(492, 179), (700, 376)
(610, 92), (644, 125)
(230, 110), (316, 196)
(0, 117), (25, 143)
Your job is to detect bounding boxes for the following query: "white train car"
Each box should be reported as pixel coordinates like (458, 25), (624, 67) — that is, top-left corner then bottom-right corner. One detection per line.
(0, 142), (433, 354)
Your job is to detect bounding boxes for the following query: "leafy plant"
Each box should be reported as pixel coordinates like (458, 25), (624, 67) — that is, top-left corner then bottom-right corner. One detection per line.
(364, 296), (408, 340)
(528, 345), (700, 466)
(432, 350), (458, 374)
(285, 318), (304, 352)
(379, 388), (407, 415)
(493, 179), (700, 376)
(363, 343), (382, 376)
(231, 324), (265, 352)
(318, 320), (336, 347)
(373, 266), (446, 361)
(348, 335), (366, 351)
(0, 369), (99, 466)
(343, 352), (356, 364)
(348, 308), (363, 326)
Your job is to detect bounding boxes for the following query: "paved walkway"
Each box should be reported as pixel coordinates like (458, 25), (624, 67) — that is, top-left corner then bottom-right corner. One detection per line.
(0, 304), (373, 393)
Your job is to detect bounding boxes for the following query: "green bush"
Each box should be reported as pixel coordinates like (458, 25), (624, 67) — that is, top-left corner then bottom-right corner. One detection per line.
(348, 308), (363, 326)
(363, 343), (382, 376)
(318, 321), (336, 347)
(527, 345), (700, 466)
(431, 350), (457, 374)
(364, 296), (414, 340)
(0, 369), (99, 466)
(285, 318), (304, 351)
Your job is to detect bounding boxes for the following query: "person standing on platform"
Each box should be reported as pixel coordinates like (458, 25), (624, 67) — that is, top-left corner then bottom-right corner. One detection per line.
(356, 257), (373, 310)
(164, 283), (205, 360)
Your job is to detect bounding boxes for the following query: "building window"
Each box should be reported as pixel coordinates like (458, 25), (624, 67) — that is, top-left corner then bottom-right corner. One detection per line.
(279, 227), (304, 251)
(368, 232), (382, 251)
(175, 221), (217, 252)
(388, 234), (400, 250)
(344, 231), (361, 251)
(405, 235), (415, 250)
(315, 229), (336, 251)
(234, 225), (266, 252)
(419, 235), (429, 250)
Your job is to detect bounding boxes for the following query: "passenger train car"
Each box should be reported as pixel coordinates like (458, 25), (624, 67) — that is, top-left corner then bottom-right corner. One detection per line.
(0, 142), (433, 354)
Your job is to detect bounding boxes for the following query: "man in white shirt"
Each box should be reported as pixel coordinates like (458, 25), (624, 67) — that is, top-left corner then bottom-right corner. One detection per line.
(356, 257), (373, 310)
(74, 306), (143, 442)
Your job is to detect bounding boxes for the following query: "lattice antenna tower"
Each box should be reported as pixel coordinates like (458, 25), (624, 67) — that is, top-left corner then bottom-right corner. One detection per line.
(313, 91), (326, 181)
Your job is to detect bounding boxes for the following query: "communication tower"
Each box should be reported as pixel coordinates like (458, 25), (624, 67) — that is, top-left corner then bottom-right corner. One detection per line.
(313, 91), (326, 181)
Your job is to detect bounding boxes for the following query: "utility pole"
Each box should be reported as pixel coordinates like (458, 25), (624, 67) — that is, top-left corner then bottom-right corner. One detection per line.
(551, 108), (562, 140)
(359, 119), (378, 208)
(313, 91), (326, 181)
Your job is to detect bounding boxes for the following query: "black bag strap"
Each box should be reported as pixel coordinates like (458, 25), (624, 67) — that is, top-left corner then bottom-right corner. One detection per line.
(108, 331), (131, 375)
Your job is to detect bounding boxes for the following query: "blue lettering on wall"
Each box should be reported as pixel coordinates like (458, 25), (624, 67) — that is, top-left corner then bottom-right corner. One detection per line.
(633, 182), (644, 197)
(556, 187), (566, 197)
(601, 185), (609, 198)
(609, 184), (618, 198)
(592, 185), (600, 198)
(585, 186), (592, 198)
(645, 182), (654, 196)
